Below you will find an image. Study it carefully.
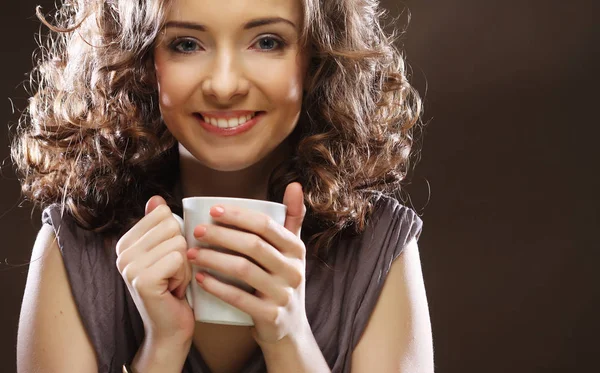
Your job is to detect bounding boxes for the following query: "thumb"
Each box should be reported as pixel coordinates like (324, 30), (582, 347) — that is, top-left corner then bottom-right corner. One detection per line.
(282, 182), (306, 236)
(145, 195), (168, 216)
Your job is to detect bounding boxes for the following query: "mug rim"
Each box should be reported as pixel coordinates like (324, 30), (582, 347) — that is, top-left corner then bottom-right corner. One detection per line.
(182, 196), (285, 208)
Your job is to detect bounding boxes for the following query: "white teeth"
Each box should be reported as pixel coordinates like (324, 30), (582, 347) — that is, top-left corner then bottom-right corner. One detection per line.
(202, 112), (257, 128)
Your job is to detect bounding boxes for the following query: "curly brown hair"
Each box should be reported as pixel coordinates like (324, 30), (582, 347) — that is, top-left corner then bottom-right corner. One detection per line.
(11, 0), (423, 259)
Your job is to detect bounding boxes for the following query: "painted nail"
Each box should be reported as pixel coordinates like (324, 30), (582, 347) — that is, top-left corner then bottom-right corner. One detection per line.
(211, 206), (225, 216)
(186, 248), (198, 260)
(195, 225), (207, 237)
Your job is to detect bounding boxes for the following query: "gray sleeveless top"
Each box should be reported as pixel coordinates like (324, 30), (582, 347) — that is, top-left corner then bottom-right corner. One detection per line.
(42, 196), (422, 373)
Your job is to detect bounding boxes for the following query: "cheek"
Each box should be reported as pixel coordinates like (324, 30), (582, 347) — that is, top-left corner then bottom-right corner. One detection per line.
(261, 61), (304, 109)
(283, 79), (302, 103)
(154, 58), (196, 110)
(285, 53), (308, 104)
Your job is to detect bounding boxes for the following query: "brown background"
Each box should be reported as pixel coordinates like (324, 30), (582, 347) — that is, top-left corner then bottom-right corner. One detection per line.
(1, 0), (597, 372)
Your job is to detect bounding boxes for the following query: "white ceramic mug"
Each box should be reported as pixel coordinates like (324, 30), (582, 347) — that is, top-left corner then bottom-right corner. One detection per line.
(172, 197), (286, 326)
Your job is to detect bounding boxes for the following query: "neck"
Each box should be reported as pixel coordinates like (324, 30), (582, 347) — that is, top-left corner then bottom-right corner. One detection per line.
(178, 142), (289, 201)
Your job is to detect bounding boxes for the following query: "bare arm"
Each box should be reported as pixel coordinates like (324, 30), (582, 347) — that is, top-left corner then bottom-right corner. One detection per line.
(351, 239), (434, 373)
(17, 224), (98, 373)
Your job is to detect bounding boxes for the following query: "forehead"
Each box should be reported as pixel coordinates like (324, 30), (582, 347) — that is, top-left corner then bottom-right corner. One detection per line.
(166, 0), (303, 25)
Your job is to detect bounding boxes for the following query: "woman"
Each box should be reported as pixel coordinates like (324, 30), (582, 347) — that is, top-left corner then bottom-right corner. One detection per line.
(14, 0), (433, 372)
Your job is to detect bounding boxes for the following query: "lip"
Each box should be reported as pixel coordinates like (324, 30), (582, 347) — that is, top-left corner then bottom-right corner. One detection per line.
(194, 111), (265, 137)
(199, 110), (256, 119)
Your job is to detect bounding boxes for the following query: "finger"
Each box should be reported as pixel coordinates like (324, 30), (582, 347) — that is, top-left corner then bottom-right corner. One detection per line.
(135, 233), (191, 299)
(130, 216), (182, 255)
(193, 224), (289, 275)
(203, 205), (303, 258)
(192, 249), (291, 306)
(116, 202), (172, 256)
(145, 195), (168, 215)
(196, 272), (275, 323)
(120, 236), (191, 293)
(135, 251), (186, 299)
(282, 182), (306, 237)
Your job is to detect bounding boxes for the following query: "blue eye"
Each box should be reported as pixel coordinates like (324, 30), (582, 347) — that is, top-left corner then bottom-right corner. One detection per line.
(168, 36), (285, 54)
(171, 38), (201, 54)
(254, 36), (285, 51)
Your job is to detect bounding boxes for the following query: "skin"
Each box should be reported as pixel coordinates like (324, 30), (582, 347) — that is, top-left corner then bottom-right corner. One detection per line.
(153, 0), (310, 200)
(16, 0), (433, 372)
(140, 0), (330, 370)
(141, 0), (433, 371)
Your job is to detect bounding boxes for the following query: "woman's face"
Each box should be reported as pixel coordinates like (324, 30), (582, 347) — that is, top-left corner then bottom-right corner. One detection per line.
(153, 0), (308, 172)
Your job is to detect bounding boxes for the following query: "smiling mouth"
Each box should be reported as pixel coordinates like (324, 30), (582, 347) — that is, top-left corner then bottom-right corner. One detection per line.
(196, 111), (265, 129)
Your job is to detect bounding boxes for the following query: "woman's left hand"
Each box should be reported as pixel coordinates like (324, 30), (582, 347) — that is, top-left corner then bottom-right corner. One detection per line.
(186, 182), (309, 345)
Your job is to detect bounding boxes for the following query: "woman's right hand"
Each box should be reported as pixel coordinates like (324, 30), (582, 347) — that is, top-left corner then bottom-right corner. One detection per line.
(115, 196), (195, 352)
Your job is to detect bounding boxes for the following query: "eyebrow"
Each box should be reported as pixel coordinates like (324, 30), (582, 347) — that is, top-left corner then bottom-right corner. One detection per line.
(163, 17), (297, 32)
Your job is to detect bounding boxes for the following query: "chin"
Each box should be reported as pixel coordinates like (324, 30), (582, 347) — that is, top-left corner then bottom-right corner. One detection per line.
(178, 143), (248, 170)
(197, 151), (268, 172)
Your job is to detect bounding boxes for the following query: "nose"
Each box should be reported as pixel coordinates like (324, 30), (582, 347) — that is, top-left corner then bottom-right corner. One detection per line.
(201, 49), (249, 104)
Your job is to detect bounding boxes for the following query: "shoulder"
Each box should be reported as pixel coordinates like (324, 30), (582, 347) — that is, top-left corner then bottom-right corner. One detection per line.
(17, 223), (98, 372)
(41, 203), (74, 240)
(351, 235), (434, 372)
(351, 197), (433, 372)
(369, 195), (423, 233)
(41, 203), (116, 256)
(339, 195), (425, 331)
(42, 203), (80, 231)
(25, 204), (131, 371)
(361, 194), (423, 261)
(326, 195), (423, 275)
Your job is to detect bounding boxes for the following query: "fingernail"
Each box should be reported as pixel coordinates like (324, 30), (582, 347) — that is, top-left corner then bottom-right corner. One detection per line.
(196, 272), (206, 283)
(211, 206), (225, 217)
(187, 248), (198, 260)
(195, 225), (207, 237)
